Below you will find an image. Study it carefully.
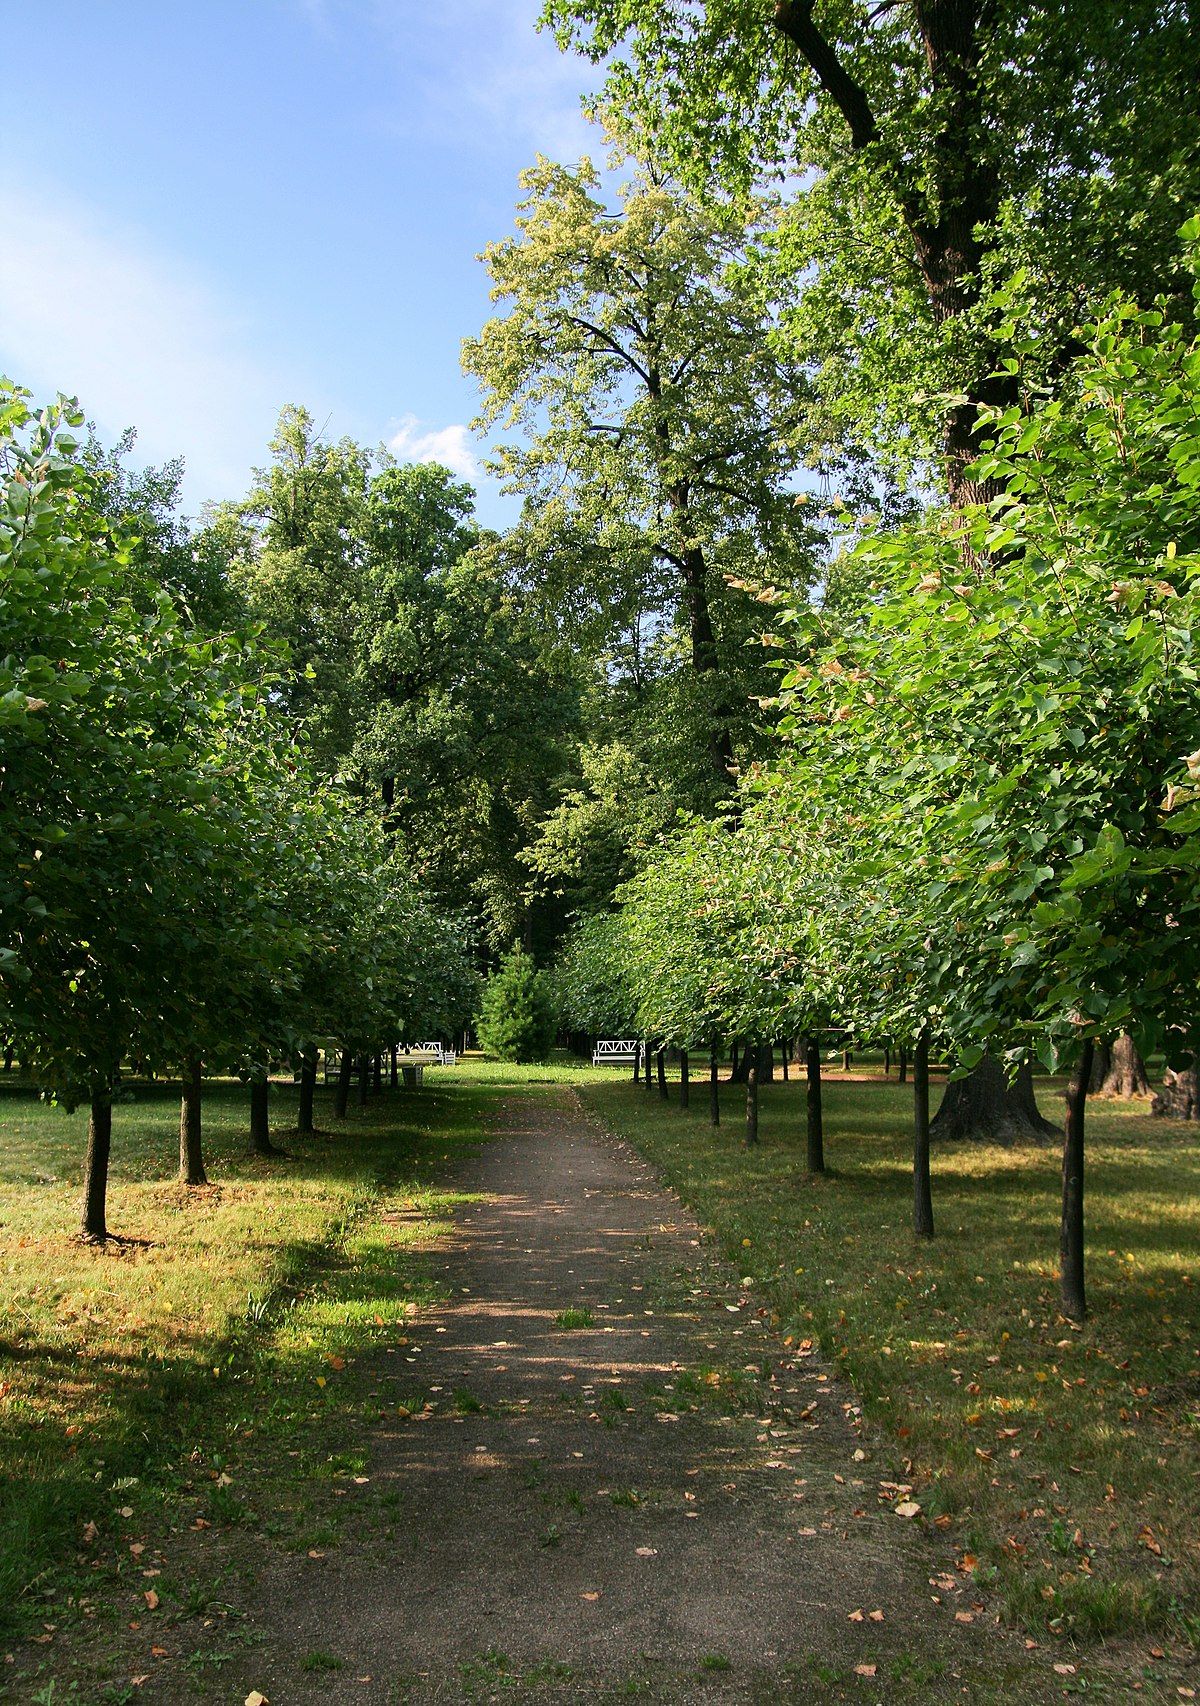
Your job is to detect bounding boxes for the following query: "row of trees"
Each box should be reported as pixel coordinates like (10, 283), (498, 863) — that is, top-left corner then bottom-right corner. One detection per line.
(555, 265), (1200, 1320)
(0, 385), (477, 1240)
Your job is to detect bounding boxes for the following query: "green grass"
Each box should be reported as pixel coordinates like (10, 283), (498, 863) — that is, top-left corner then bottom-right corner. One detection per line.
(553, 1306), (594, 1329)
(577, 1066), (1200, 1645)
(0, 1070), (497, 1640)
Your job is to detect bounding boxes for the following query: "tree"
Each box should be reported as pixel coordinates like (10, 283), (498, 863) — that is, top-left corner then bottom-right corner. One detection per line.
(475, 945), (557, 1062)
(769, 264), (1200, 1316)
(463, 143), (821, 795)
(543, 0), (1200, 500)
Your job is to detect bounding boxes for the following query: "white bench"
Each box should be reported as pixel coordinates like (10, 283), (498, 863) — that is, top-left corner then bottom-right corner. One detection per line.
(592, 1039), (639, 1066)
(402, 1043), (457, 1066)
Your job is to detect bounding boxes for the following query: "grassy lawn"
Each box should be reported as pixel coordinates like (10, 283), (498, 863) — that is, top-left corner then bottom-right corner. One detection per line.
(2, 1052), (1197, 1693)
(578, 1061), (1200, 1649)
(0, 1069), (502, 1654)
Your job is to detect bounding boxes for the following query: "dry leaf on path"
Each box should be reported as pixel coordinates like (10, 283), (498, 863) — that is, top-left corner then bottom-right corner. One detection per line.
(581, 1591), (601, 1602)
(143, 1591), (158, 1610)
(245, 1693), (270, 1706)
(847, 1609), (864, 1622)
(854, 1664), (878, 1678)
(894, 1500), (922, 1518)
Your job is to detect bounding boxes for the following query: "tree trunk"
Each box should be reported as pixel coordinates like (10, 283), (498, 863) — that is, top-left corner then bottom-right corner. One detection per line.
(372, 1052), (382, 1093)
(898, 1046), (908, 1085)
(1152, 1062), (1200, 1120)
(929, 1053), (1056, 1144)
(250, 1072), (283, 1156)
(757, 1041), (774, 1083)
(1097, 1033), (1151, 1099)
(1089, 1039), (1112, 1093)
(390, 1045), (398, 1089)
(912, 1031), (934, 1239)
(357, 1054), (369, 1108)
(729, 1040), (740, 1083)
(709, 1044), (721, 1127)
(679, 1049), (689, 1110)
(657, 1045), (669, 1100)
(80, 1089), (113, 1242)
(632, 1043), (640, 1085)
(644, 1040), (655, 1091)
(805, 1034), (824, 1174)
(1060, 1040), (1094, 1322)
(745, 1045), (759, 1147)
(179, 1057), (207, 1185)
(780, 1043), (788, 1083)
(334, 1048), (352, 1119)
(298, 1047), (317, 1135)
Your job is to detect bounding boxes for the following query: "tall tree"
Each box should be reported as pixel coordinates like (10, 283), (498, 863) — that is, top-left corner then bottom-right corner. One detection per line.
(543, 0), (1200, 499)
(463, 145), (820, 796)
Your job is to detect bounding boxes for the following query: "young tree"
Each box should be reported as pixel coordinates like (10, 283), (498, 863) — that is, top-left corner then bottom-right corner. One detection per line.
(476, 945), (557, 1062)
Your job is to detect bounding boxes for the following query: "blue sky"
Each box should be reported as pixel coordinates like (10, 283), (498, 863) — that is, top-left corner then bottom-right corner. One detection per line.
(0, 1), (600, 529)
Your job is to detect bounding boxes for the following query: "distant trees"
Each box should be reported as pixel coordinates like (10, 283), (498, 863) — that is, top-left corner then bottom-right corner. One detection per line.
(0, 383), (476, 1240)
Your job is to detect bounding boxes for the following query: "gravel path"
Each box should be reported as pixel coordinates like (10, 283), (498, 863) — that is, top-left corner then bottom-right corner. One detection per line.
(209, 1090), (1056, 1703)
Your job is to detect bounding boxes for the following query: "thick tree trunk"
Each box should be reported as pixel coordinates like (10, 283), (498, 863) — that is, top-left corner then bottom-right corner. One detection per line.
(729, 1040), (741, 1083)
(657, 1045), (668, 1100)
(1152, 1062), (1200, 1120)
(709, 1045), (721, 1127)
(805, 1034), (824, 1173)
(1097, 1033), (1151, 1099)
(744, 1045), (759, 1147)
(632, 1043), (640, 1085)
(1060, 1040), (1094, 1322)
(80, 1089), (113, 1242)
(298, 1047), (317, 1135)
(757, 1041), (774, 1083)
(679, 1049), (689, 1110)
(334, 1048), (352, 1119)
(1089, 1039), (1112, 1093)
(179, 1057), (207, 1185)
(929, 1054), (1056, 1144)
(912, 1031), (934, 1239)
(898, 1046), (908, 1085)
(644, 1040), (655, 1091)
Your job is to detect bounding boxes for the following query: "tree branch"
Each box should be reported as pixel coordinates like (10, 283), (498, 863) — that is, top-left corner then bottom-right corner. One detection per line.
(773, 0), (881, 150)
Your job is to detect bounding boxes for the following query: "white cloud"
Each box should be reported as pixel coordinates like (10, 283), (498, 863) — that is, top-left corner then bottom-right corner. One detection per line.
(387, 414), (479, 482)
(0, 184), (292, 513)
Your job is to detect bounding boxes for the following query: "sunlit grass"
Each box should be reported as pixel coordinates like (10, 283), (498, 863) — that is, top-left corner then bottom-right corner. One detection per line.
(577, 1067), (1200, 1644)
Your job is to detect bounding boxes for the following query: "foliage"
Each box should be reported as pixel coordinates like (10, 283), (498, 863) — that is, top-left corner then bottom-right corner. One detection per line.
(769, 263), (1200, 1071)
(464, 139), (821, 799)
(474, 944), (557, 1062)
(551, 907), (636, 1037)
(542, 0), (1200, 491)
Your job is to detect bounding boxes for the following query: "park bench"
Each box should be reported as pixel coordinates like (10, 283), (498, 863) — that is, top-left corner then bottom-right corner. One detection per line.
(592, 1038), (639, 1067)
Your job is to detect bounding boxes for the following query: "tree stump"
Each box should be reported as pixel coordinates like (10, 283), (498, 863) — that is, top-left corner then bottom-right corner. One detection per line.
(1151, 1063), (1199, 1120)
(1096, 1033), (1151, 1099)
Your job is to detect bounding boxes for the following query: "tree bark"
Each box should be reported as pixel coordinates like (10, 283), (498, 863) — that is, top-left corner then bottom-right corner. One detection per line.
(772, 0), (1007, 505)
(1089, 1039), (1112, 1093)
(390, 1045), (398, 1089)
(779, 1042), (788, 1083)
(179, 1057), (207, 1185)
(250, 1071), (283, 1156)
(657, 1045), (669, 1100)
(80, 1089), (113, 1242)
(805, 1034), (824, 1173)
(298, 1047), (317, 1135)
(1097, 1033), (1151, 1099)
(745, 1044), (759, 1147)
(929, 1054), (1056, 1144)
(334, 1048), (352, 1119)
(1060, 1040), (1094, 1322)
(679, 1049), (689, 1110)
(709, 1044), (721, 1127)
(912, 1031), (934, 1239)
(372, 1052), (382, 1094)
(357, 1053), (369, 1108)
(898, 1046), (908, 1085)
(1152, 1061), (1200, 1120)
(632, 1043), (640, 1085)
(729, 1040), (741, 1082)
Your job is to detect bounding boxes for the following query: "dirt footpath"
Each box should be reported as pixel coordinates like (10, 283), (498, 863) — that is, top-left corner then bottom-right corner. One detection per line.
(224, 1091), (1058, 1703)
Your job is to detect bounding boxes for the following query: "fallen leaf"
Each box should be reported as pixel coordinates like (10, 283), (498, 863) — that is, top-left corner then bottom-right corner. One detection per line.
(955, 1611), (974, 1623)
(144, 1591), (159, 1610)
(1053, 1663), (1076, 1676)
(129, 1543), (145, 1558)
(328, 1356), (345, 1371)
(82, 1520), (99, 1544)
(131, 1677), (150, 1688)
(151, 1646), (167, 1658)
(868, 1610), (884, 1622)
(894, 1501), (922, 1519)
(245, 1693), (270, 1706)
(854, 1664), (878, 1678)
(581, 1591), (601, 1602)
(635, 1547), (658, 1557)
(847, 1609), (864, 1623)
(119, 1506), (134, 1519)
(307, 1549), (325, 1559)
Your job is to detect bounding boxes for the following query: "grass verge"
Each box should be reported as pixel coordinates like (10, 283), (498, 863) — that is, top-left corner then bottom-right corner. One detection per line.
(577, 1066), (1200, 1649)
